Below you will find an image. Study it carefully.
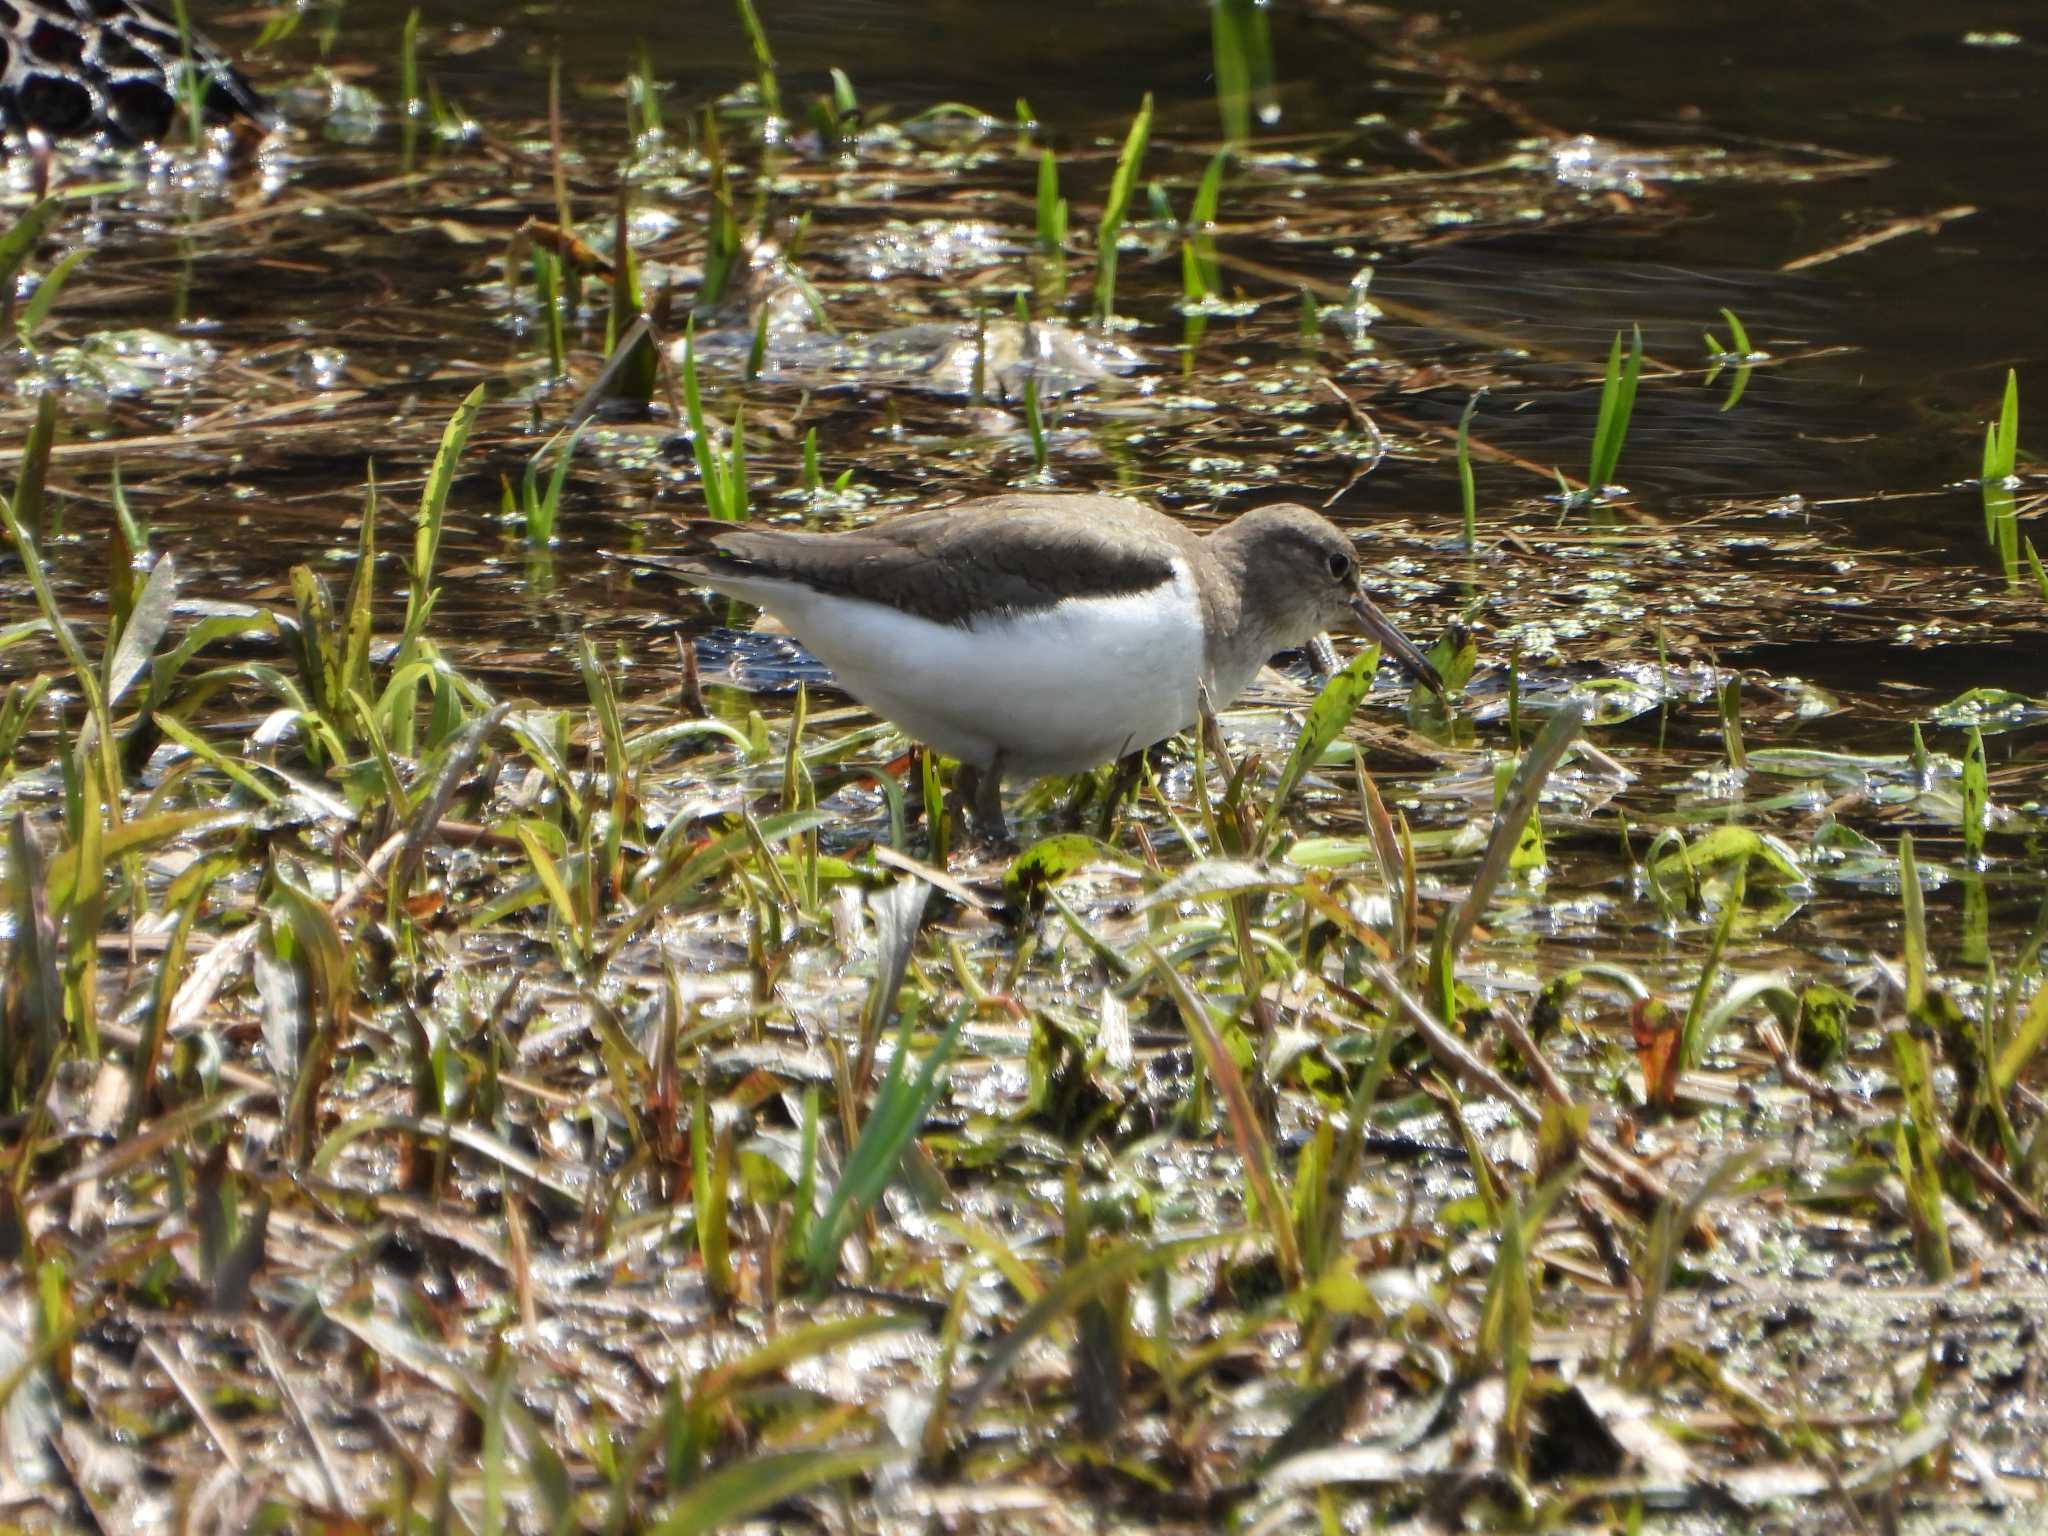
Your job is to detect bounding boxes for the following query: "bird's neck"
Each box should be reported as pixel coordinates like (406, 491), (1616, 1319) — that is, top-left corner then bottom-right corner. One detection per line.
(1196, 525), (1291, 699)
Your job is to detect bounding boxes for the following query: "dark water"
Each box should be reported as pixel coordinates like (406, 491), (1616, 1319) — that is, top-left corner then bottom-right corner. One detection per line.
(303, 0), (2047, 509)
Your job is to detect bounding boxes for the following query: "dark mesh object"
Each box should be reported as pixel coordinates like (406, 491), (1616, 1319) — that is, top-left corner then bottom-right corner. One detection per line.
(26, 17), (82, 65)
(0, 0), (264, 141)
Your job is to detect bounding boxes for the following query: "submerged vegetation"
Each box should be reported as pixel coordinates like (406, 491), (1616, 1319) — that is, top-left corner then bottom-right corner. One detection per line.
(0, 1), (2044, 1532)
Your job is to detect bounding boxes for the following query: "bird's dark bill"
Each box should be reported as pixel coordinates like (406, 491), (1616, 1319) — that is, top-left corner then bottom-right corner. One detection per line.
(1348, 592), (1445, 696)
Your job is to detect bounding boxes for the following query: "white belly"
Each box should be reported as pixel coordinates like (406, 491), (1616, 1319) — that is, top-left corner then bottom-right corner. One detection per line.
(711, 562), (1212, 776)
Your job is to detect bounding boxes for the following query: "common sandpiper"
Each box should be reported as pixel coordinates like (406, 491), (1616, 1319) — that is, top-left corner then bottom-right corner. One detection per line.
(615, 493), (1441, 840)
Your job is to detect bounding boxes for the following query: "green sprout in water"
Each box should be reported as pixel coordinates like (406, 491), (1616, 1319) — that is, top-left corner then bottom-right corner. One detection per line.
(511, 420), (587, 547)
(682, 321), (749, 522)
(1036, 147), (1068, 306)
(627, 47), (665, 142)
(801, 425), (822, 496)
(397, 6), (422, 117)
(1093, 94), (1153, 321)
(1297, 287), (1320, 341)
(1701, 307), (1765, 411)
(1585, 323), (1643, 503)
(818, 67), (861, 157)
(1981, 367), (2021, 583)
(1035, 149), (1068, 255)
(734, 0), (781, 122)
(698, 114), (744, 309)
(1211, 0), (1275, 145)
(1456, 391), (1481, 553)
(530, 245), (567, 379)
(1182, 149), (1227, 303)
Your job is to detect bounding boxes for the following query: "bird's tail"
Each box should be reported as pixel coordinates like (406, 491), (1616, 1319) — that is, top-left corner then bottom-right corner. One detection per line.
(599, 521), (734, 583)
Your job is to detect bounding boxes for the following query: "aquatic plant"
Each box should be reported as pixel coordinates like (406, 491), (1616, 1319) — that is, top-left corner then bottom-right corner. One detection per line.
(1093, 94), (1153, 320)
(1701, 306), (1764, 410)
(1585, 322), (1643, 500)
(733, 0), (781, 122)
(1981, 367), (2021, 582)
(682, 322), (749, 521)
(1456, 391), (1480, 552)
(1211, 0), (1275, 145)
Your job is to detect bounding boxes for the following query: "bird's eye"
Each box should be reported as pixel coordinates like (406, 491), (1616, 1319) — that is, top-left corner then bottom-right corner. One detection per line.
(1326, 551), (1353, 581)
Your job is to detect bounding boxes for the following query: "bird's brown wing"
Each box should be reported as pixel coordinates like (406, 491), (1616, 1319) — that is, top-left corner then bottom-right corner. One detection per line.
(688, 494), (1193, 626)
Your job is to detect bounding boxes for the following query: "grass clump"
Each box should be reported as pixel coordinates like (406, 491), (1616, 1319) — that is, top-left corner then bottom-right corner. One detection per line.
(1585, 322), (1643, 500)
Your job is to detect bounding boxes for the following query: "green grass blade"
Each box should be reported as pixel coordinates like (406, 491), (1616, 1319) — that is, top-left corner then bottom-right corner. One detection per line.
(1679, 859), (1747, 1068)
(341, 468), (378, 701)
(1445, 702), (1584, 961)
(525, 420), (587, 546)
(1995, 367), (2020, 480)
(1587, 324), (1643, 493)
(727, 406), (749, 521)
(1899, 833), (1927, 1014)
(1962, 726), (1987, 866)
(1, 413), (121, 805)
(610, 811), (831, 953)
(514, 824), (586, 950)
(1151, 948), (1300, 1284)
(732, 0), (780, 119)
(691, 1084), (732, 1300)
(18, 247), (87, 348)
(1036, 150), (1065, 252)
(681, 321), (733, 522)
(5, 814), (63, 1099)
(400, 385), (484, 660)
(1456, 392), (1480, 551)
(1257, 644), (1380, 852)
(1888, 1024), (1953, 1280)
(1993, 983), (2048, 1094)
(655, 1446), (896, 1536)
(805, 1007), (964, 1281)
(12, 389), (57, 546)
(1210, 0), (1273, 145)
(0, 201), (60, 334)
(397, 6), (420, 114)
(1190, 147), (1228, 228)
(1721, 358), (1752, 412)
(1092, 94), (1153, 321)
(103, 553), (176, 712)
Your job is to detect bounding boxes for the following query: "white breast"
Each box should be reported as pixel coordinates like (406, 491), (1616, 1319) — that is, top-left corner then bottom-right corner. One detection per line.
(712, 560), (1212, 777)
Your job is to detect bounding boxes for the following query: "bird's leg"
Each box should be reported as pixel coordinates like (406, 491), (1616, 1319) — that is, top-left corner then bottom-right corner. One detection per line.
(962, 756), (1012, 849)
